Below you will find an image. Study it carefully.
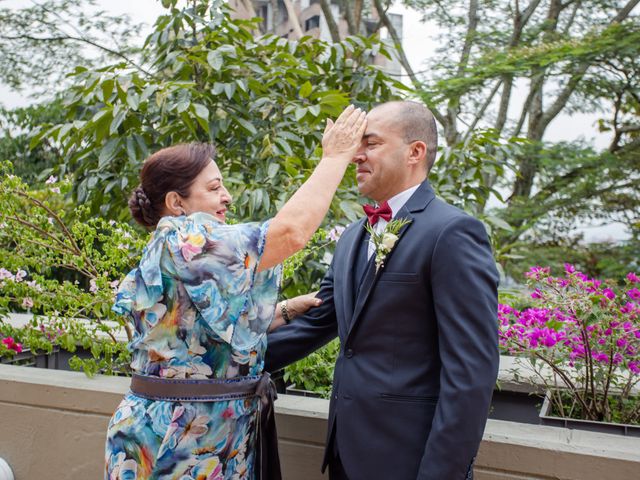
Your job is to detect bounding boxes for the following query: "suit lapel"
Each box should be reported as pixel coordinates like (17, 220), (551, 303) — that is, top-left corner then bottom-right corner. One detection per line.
(339, 218), (368, 332)
(347, 180), (437, 338)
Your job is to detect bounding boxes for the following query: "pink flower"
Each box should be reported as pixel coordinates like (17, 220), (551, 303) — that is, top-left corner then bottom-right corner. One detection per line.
(2, 337), (23, 353)
(629, 361), (640, 375)
(15, 269), (27, 282)
(22, 297), (34, 309)
(602, 288), (616, 300)
(530, 289), (542, 299)
(525, 266), (550, 280)
(0, 268), (13, 280)
(45, 175), (58, 184)
(51, 187), (60, 194)
(328, 225), (346, 242)
(626, 272), (639, 284)
(89, 279), (98, 293)
(627, 288), (640, 301)
(564, 263), (576, 274)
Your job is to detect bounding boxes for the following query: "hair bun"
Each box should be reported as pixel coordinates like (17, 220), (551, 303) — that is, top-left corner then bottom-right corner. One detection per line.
(128, 185), (157, 228)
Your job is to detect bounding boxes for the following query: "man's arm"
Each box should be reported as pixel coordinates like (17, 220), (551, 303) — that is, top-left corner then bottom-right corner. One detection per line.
(265, 262), (339, 373)
(417, 215), (499, 480)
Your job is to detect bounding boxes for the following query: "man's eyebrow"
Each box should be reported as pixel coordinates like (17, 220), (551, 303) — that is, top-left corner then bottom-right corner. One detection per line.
(364, 132), (381, 140)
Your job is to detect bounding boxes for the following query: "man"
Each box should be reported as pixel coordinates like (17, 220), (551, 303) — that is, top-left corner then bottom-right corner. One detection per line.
(265, 101), (499, 479)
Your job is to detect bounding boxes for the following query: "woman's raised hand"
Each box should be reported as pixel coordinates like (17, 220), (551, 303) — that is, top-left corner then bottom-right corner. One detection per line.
(321, 105), (367, 160)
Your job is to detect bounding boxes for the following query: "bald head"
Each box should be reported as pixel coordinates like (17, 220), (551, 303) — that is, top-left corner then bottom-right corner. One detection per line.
(371, 101), (438, 171)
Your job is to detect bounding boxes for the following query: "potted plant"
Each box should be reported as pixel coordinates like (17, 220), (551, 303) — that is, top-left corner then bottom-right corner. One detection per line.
(499, 265), (640, 434)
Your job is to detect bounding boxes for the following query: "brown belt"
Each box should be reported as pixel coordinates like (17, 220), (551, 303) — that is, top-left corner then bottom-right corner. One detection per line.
(130, 372), (281, 480)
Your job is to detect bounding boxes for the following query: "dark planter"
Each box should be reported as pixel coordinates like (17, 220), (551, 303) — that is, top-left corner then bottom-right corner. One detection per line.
(489, 389), (545, 424)
(539, 390), (640, 437)
(285, 384), (325, 398)
(0, 347), (60, 369)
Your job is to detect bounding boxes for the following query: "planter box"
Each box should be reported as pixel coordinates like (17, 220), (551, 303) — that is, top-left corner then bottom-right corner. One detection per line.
(539, 391), (640, 437)
(489, 389), (545, 424)
(0, 347), (59, 369)
(285, 384), (325, 399)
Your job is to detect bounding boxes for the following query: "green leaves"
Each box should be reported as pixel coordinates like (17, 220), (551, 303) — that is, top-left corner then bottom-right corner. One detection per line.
(37, 8), (402, 225)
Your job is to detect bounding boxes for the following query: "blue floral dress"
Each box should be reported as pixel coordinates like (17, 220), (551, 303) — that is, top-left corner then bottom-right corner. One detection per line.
(105, 213), (281, 480)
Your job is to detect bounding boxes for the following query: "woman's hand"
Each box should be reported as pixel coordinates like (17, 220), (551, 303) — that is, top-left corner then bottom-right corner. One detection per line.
(321, 105), (367, 160)
(269, 292), (323, 332)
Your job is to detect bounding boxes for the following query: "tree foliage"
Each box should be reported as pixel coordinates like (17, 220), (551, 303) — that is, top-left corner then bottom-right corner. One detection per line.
(32, 4), (405, 225)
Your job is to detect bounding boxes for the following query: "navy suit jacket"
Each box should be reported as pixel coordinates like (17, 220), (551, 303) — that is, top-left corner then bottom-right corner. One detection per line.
(265, 180), (499, 480)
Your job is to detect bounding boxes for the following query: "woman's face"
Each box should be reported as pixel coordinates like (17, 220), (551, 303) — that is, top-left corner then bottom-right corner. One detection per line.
(181, 161), (232, 222)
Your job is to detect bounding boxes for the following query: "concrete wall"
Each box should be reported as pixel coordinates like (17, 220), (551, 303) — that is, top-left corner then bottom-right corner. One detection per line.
(1, 364), (640, 479)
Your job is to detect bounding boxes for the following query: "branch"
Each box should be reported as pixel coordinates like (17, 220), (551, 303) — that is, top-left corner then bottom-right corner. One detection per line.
(0, 33), (151, 77)
(539, 0), (640, 133)
(372, 0), (419, 86)
(463, 79), (502, 142)
(320, 0), (341, 42)
(342, 0), (357, 35)
(281, 0), (305, 39)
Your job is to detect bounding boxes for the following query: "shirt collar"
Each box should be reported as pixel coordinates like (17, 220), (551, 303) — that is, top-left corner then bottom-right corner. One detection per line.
(387, 184), (420, 218)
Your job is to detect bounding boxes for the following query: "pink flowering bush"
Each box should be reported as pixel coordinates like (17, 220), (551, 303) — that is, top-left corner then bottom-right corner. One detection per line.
(0, 335), (23, 357)
(499, 265), (640, 424)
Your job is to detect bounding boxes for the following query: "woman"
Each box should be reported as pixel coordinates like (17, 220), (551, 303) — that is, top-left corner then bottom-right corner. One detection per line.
(105, 105), (366, 480)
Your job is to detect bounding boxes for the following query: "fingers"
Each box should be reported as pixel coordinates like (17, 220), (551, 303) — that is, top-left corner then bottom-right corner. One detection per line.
(333, 104), (355, 126)
(324, 118), (334, 135)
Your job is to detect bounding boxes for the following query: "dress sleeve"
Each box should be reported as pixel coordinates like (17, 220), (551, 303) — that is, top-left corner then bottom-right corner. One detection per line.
(165, 213), (282, 350)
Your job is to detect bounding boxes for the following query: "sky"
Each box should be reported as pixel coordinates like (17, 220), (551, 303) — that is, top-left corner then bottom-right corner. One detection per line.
(0, 0), (628, 241)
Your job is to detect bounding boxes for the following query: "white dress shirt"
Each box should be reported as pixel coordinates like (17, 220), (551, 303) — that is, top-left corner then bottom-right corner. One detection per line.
(367, 184), (420, 259)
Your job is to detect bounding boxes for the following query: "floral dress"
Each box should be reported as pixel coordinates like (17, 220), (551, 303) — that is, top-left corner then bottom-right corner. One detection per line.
(105, 213), (281, 480)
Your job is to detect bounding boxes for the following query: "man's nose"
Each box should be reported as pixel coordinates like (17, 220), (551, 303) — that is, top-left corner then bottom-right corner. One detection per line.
(352, 149), (366, 164)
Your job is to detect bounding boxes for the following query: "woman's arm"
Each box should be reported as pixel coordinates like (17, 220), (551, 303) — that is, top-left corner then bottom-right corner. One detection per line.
(268, 292), (323, 332)
(257, 105), (366, 272)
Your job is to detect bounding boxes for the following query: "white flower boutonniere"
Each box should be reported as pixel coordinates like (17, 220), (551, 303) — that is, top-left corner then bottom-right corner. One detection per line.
(365, 218), (411, 272)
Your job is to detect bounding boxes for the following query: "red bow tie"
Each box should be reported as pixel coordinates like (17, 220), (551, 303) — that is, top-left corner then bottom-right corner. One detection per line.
(363, 201), (392, 225)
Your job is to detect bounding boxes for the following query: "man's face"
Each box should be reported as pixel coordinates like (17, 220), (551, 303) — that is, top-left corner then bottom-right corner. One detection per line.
(352, 105), (410, 202)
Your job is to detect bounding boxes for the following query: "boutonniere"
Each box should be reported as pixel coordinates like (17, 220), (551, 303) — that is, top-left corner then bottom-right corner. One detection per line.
(365, 218), (411, 272)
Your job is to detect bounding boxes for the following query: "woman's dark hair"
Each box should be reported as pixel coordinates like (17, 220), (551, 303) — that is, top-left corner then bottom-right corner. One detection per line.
(128, 143), (216, 228)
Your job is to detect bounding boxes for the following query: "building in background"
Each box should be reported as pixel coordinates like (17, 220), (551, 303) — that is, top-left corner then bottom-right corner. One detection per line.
(229, 0), (402, 75)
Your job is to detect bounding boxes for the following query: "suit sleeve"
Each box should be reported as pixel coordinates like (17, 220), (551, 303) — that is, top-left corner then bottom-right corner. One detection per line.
(417, 215), (499, 480)
(264, 261), (339, 373)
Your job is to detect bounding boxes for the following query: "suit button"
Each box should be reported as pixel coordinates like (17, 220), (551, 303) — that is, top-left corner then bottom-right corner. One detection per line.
(345, 349), (354, 358)
(334, 395), (338, 400)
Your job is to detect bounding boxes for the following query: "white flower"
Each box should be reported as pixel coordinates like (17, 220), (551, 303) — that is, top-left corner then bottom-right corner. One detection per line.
(45, 175), (58, 184)
(328, 225), (345, 242)
(22, 297), (34, 309)
(50, 187), (60, 194)
(89, 279), (99, 293)
(381, 232), (398, 250)
(15, 269), (27, 282)
(365, 218), (411, 273)
(0, 268), (14, 281)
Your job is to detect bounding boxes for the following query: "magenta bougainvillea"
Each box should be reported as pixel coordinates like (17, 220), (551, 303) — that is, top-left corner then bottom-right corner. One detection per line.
(499, 265), (640, 423)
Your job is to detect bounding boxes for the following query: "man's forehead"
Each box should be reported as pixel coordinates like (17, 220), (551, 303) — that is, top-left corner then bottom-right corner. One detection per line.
(366, 108), (401, 136)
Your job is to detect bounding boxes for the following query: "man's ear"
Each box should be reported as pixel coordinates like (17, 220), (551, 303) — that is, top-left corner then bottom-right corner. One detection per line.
(164, 191), (186, 216)
(407, 140), (427, 166)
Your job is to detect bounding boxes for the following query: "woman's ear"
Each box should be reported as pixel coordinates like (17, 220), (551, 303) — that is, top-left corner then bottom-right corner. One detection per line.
(164, 191), (186, 216)
(407, 140), (427, 166)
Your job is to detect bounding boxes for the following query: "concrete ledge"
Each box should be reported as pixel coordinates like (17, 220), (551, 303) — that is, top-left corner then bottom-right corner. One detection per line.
(2, 365), (640, 479)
